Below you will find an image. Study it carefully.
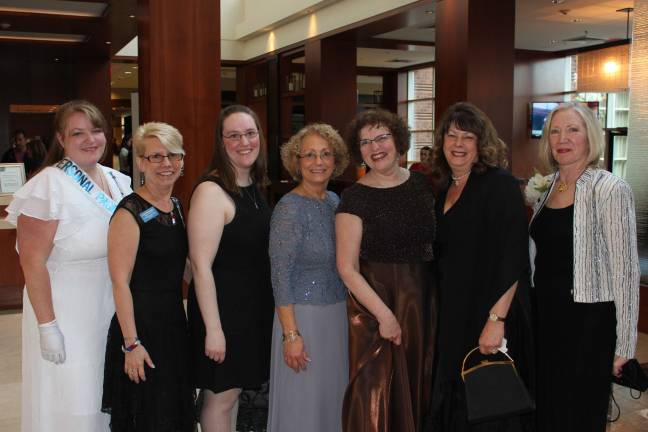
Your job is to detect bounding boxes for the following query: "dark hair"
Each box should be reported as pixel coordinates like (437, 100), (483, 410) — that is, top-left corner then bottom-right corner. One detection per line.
(42, 100), (109, 167)
(25, 138), (47, 176)
(431, 102), (508, 178)
(205, 105), (269, 193)
(420, 146), (431, 151)
(12, 129), (26, 140)
(344, 109), (410, 164)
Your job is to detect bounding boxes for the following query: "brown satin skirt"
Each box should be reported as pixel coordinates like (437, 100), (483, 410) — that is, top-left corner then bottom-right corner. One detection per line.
(342, 261), (437, 432)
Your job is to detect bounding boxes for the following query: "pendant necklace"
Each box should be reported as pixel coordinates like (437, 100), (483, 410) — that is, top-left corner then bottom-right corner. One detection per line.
(556, 180), (568, 192)
(243, 185), (259, 209)
(451, 170), (471, 186)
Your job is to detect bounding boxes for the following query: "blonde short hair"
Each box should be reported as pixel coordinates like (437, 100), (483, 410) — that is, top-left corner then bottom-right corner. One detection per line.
(280, 123), (350, 181)
(538, 102), (603, 172)
(133, 122), (185, 157)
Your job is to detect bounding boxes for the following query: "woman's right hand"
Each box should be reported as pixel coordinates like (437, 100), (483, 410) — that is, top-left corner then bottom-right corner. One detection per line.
(205, 328), (226, 363)
(283, 336), (310, 373)
(378, 313), (402, 345)
(124, 345), (155, 384)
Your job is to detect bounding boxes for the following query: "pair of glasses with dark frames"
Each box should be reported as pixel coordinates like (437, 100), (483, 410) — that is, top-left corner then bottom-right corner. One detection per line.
(222, 130), (259, 141)
(141, 153), (184, 163)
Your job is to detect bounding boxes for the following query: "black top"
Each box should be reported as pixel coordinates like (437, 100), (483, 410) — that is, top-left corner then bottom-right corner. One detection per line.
(117, 193), (188, 295)
(336, 171), (435, 262)
(434, 168), (532, 381)
(530, 205), (574, 292)
(187, 176), (274, 392)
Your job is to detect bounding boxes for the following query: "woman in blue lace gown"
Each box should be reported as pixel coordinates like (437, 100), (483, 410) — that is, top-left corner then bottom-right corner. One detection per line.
(267, 123), (350, 432)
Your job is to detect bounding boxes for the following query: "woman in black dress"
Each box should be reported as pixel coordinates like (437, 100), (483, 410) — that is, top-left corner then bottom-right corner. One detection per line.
(336, 109), (437, 432)
(102, 122), (194, 431)
(429, 102), (533, 431)
(187, 105), (274, 431)
(529, 102), (639, 431)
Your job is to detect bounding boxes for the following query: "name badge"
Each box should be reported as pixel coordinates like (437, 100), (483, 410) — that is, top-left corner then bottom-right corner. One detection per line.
(139, 206), (159, 223)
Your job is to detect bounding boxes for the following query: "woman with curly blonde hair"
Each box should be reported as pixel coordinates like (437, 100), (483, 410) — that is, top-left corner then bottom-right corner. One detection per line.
(267, 123), (350, 432)
(428, 102), (533, 431)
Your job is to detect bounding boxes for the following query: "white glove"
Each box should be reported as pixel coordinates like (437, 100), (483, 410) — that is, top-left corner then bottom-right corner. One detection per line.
(38, 319), (66, 364)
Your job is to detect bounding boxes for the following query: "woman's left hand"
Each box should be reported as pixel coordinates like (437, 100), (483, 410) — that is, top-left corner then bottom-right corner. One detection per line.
(613, 355), (629, 377)
(478, 321), (504, 355)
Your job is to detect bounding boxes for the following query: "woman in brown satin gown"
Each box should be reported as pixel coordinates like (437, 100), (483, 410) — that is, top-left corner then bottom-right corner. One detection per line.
(336, 109), (437, 432)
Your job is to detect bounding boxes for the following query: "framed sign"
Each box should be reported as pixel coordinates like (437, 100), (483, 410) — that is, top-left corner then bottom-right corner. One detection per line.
(0, 163), (26, 195)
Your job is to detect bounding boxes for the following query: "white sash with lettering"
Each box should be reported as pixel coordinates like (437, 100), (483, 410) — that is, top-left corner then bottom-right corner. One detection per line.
(55, 158), (118, 216)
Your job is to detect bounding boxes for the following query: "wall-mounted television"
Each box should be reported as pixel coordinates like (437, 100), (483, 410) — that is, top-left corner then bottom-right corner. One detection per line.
(530, 101), (601, 139)
(530, 102), (560, 138)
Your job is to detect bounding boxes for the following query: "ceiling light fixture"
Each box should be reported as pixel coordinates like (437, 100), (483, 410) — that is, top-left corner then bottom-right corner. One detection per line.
(616, 8), (634, 39)
(0, 31), (85, 43)
(0, 2), (108, 18)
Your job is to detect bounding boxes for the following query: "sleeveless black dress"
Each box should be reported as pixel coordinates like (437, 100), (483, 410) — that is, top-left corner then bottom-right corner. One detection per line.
(102, 193), (194, 432)
(187, 176), (274, 393)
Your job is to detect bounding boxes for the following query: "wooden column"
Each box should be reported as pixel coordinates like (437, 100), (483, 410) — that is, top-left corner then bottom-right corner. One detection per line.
(305, 37), (357, 134)
(75, 57), (113, 164)
(137, 0), (220, 206)
(435, 0), (515, 148)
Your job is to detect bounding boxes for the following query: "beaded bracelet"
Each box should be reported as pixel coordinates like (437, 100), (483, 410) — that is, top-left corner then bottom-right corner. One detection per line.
(282, 330), (301, 343)
(121, 338), (141, 353)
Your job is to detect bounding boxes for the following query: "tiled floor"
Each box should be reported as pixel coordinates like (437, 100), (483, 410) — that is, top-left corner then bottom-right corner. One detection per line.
(0, 311), (647, 431)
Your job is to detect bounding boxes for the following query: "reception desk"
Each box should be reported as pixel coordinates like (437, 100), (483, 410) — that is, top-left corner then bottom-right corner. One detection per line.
(0, 195), (24, 310)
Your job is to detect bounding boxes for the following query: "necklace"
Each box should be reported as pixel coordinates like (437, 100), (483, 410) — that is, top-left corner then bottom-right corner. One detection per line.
(451, 170), (471, 186)
(556, 180), (568, 192)
(243, 185), (259, 209)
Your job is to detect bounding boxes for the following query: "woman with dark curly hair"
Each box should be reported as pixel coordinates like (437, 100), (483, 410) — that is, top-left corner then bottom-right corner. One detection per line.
(336, 109), (437, 432)
(427, 102), (533, 431)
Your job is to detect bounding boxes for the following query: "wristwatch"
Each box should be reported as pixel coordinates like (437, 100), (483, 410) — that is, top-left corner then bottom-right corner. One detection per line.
(487, 313), (506, 323)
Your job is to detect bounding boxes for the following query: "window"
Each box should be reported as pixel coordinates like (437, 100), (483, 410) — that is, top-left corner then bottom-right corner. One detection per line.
(400, 67), (433, 163)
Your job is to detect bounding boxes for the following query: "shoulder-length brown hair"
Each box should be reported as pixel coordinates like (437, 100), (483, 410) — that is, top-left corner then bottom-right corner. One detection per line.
(42, 100), (110, 168)
(431, 102), (508, 178)
(204, 104), (269, 193)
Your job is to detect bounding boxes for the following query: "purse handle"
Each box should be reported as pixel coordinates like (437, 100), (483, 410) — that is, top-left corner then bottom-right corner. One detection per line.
(461, 347), (517, 382)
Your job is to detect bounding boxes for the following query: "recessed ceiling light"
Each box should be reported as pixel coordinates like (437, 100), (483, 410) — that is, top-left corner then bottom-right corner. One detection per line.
(105, 41), (111, 44)
(572, 18), (583, 23)
(132, 66), (138, 69)
(124, 71), (132, 74)
(425, 10), (433, 14)
(129, 15), (135, 19)
(53, 57), (60, 62)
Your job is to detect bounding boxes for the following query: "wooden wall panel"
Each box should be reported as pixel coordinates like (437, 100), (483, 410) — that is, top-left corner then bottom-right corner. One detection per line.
(512, 50), (566, 178)
(137, 0), (221, 207)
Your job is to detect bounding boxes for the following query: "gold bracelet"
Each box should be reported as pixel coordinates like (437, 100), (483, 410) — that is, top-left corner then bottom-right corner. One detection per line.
(282, 330), (301, 343)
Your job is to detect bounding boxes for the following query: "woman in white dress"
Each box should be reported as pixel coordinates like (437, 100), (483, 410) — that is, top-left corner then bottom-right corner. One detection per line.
(6, 100), (131, 432)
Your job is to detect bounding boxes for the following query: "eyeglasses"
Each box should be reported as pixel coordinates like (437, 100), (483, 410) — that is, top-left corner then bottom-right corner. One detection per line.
(223, 130), (259, 142)
(141, 153), (184, 163)
(359, 133), (392, 147)
(297, 150), (335, 162)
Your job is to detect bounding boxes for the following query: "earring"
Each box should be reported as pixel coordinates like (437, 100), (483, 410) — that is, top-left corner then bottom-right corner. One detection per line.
(180, 167), (184, 177)
(140, 173), (145, 186)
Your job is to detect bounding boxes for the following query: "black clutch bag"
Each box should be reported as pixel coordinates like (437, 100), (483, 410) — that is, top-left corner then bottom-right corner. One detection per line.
(612, 359), (648, 392)
(461, 347), (535, 423)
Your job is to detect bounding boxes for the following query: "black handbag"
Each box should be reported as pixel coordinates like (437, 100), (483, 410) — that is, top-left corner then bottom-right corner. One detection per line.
(612, 359), (648, 392)
(461, 347), (535, 423)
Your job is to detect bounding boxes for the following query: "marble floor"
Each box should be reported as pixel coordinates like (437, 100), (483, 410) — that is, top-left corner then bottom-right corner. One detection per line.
(0, 311), (647, 431)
